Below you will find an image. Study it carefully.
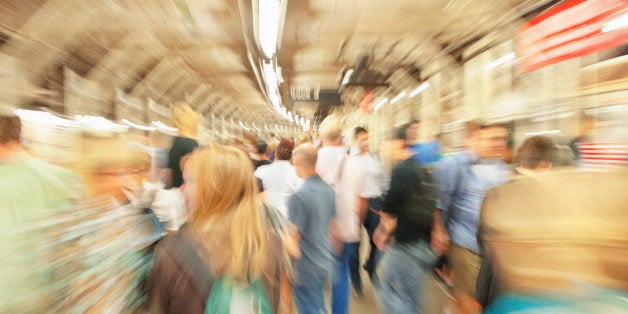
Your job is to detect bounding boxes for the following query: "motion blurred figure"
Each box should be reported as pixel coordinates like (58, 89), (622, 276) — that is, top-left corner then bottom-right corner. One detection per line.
(146, 145), (287, 313)
(315, 115), (352, 314)
(375, 122), (439, 313)
(286, 143), (337, 314)
(253, 140), (272, 170)
(0, 112), (85, 312)
(167, 102), (199, 188)
(431, 123), (510, 299)
(340, 127), (388, 293)
(255, 139), (303, 217)
(476, 136), (559, 309)
(480, 144), (628, 312)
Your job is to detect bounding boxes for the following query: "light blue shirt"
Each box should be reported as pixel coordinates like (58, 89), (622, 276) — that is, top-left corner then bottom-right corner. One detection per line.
(434, 151), (510, 253)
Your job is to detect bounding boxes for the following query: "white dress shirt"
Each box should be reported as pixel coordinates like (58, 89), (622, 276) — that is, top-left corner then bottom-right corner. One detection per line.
(255, 160), (303, 217)
(316, 146), (347, 186)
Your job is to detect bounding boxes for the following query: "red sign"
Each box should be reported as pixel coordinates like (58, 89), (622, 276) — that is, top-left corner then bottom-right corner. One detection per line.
(518, 0), (628, 73)
(359, 90), (375, 113)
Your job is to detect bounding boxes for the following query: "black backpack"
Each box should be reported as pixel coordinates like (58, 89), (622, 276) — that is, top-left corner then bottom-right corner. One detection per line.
(402, 159), (437, 234)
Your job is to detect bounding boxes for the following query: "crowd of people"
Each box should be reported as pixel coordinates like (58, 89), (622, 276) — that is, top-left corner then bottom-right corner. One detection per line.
(1, 103), (626, 313)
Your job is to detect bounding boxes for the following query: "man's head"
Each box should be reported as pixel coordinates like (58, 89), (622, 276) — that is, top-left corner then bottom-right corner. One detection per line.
(394, 120), (420, 147)
(292, 143), (318, 178)
(515, 136), (558, 170)
(354, 126), (369, 153)
(256, 140), (268, 157)
(318, 115), (342, 146)
(0, 113), (21, 152)
(405, 119), (420, 145)
(473, 123), (508, 159)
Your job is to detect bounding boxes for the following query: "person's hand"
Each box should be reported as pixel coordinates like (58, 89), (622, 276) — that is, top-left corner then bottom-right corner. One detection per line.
(373, 214), (396, 250)
(431, 223), (450, 255)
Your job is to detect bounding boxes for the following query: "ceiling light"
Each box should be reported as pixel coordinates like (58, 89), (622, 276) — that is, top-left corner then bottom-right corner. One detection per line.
(602, 13), (628, 33)
(390, 91), (407, 104)
(122, 119), (157, 131)
(485, 52), (516, 72)
(258, 0), (280, 58)
(14, 109), (77, 127)
(239, 121), (251, 131)
(409, 82), (430, 98)
(76, 115), (129, 131)
(525, 130), (562, 136)
(263, 61), (278, 89)
(152, 120), (178, 133)
(374, 98), (389, 111)
(341, 69), (354, 86)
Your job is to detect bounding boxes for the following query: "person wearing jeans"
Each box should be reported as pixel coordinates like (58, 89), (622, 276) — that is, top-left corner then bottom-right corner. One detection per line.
(287, 144), (337, 314)
(375, 122), (439, 313)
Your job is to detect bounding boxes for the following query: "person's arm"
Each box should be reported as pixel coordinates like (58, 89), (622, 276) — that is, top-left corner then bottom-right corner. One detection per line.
(283, 224), (302, 259)
(287, 195), (306, 259)
(431, 157), (456, 255)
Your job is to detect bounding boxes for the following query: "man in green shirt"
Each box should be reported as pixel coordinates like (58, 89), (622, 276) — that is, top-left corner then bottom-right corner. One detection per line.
(0, 112), (85, 311)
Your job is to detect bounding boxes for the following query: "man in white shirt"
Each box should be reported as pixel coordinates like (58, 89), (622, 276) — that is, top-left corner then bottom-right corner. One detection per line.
(315, 115), (351, 313)
(335, 127), (389, 296)
(255, 139), (303, 217)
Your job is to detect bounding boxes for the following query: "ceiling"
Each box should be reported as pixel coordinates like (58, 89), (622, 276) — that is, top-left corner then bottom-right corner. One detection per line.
(0, 0), (559, 126)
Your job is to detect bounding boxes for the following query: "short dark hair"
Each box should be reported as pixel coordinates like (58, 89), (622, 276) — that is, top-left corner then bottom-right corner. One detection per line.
(394, 124), (408, 141)
(256, 140), (268, 154)
(275, 138), (295, 160)
(394, 119), (420, 141)
(354, 126), (368, 138)
(515, 136), (559, 169)
(0, 114), (21, 144)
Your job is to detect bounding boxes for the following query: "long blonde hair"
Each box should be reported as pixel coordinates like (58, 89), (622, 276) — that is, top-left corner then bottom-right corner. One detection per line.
(188, 144), (266, 281)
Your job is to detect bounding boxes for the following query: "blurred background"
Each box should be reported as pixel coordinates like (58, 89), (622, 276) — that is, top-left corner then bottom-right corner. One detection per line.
(0, 0), (627, 313)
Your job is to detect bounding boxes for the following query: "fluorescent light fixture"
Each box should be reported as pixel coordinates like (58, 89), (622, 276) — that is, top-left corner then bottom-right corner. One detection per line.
(152, 120), (178, 133)
(485, 52), (515, 71)
(276, 65), (284, 83)
(14, 109), (77, 127)
(239, 121), (251, 131)
(341, 69), (354, 86)
(258, 0), (280, 58)
(252, 123), (261, 131)
(76, 115), (129, 131)
(525, 130), (562, 136)
(374, 98), (389, 111)
(409, 82), (430, 98)
(602, 14), (628, 33)
(122, 119), (156, 131)
(390, 91), (407, 105)
(341, 113), (348, 123)
(287, 111), (293, 122)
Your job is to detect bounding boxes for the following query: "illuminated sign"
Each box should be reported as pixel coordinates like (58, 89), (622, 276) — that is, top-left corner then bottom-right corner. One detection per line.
(518, 0), (628, 73)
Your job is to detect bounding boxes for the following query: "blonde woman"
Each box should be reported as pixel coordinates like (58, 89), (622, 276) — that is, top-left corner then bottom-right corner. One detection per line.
(146, 144), (288, 313)
(167, 102), (200, 188)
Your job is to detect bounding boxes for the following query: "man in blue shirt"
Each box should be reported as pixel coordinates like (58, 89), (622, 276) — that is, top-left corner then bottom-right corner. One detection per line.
(431, 123), (510, 298)
(286, 143), (336, 314)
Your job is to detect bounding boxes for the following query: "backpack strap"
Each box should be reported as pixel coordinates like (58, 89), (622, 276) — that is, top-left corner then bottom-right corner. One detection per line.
(166, 230), (214, 299)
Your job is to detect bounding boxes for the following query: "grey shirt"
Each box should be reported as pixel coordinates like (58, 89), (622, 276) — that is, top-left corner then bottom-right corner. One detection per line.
(288, 175), (336, 283)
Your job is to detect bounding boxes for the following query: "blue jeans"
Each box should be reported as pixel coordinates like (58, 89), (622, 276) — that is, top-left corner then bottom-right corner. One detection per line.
(293, 275), (326, 314)
(332, 242), (358, 314)
(376, 240), (438, 314)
